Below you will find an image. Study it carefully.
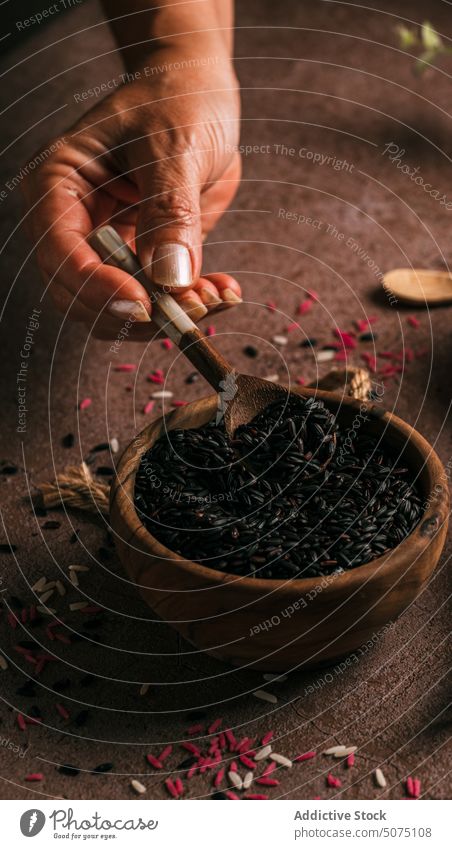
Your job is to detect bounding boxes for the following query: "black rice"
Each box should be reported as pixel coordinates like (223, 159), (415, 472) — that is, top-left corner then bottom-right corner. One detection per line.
(135, 396), (422, 579)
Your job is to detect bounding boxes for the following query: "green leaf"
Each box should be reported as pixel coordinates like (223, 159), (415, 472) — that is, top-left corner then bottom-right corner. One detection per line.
(415, 50), (437, 74)
(396, 24), (418, 49)
(421, 21), (443, 51)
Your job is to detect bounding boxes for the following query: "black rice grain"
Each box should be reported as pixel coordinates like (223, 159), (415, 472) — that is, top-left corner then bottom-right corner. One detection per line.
(135, 395), (422, 580)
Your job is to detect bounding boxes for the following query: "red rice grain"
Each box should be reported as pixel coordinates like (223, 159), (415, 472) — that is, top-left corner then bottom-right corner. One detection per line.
(208, 718), (223, 735)
(79, 398), (92, 411)
(25, 773), (44, 782)
(146, 754), (163, 769)
(261, 731), (274, 746)
(165, 778), (179, 799)
(294, 751), (316, 762)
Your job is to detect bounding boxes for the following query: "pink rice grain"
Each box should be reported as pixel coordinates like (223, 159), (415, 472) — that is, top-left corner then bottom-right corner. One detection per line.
(224, 729), (237, 750)
(261, 731), (274, 746)
(158, 745), (173, 762)
(208, 718), (223, 735)
(334, 329), (356, 349)
(361, 352), (377, 373)
(412, 778), (421, 798)
(79, 398), (92, 411)
(165, 778), (179, 799)
(244, 794), (268, 800)
(261, 762), (277, 777)
(172, 400), (188, 407)
(407, 315), (420, 328)
(35, 658), (46, 675)
(25, 773), (44, 782)
(29, 605), (37, 622)
(7, 612), (17, 629)
(143, 401), (155, 415)
(294, 751), (316, 762)
(346, 753), (355, 768)
(229, 761), (238, 773)
(225, 791), (239, 800)
(21, 608), (27, 624)
(162, 339), (173, 350)
(114, 364), (136, 372)
(54, 633), (71, 645)
(214, 768), (225, 788)
(181, 742), (201, 757)
(206, 325), (216, 336)
(146, 754), (163, 769)
(45, 626), (55, 641)
(266, 300), (276, 312)
(56, 703), (70, 720)
(240, 755), (257, 770)
(147, 373), (164, 385)
(17, 714), (27, 732)
(287, 321), (300, 331)
(218, 732), (226, 750)
(175, 778), (184, 796)
(187, 724), (204, 735)
(187, 764), (198, 779)
(256, 777), (279, 786)
(297, 300), (312, 316)
(327, 773), (342, 788)
(296, 377), (306, 386)
(307, 289), (319, 301)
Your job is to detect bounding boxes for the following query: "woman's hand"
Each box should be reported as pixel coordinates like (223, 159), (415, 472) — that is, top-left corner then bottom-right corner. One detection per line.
(21, 47), (241, 340)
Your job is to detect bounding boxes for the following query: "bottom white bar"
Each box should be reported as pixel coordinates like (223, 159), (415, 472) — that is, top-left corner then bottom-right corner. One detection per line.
(0, 799), (448, 848)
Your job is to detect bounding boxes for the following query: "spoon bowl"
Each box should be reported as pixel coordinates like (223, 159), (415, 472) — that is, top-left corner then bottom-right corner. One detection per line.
(384, 268), (452, 305)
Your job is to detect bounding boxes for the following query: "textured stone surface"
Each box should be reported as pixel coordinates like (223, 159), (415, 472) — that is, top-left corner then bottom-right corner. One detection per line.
(0, 0), (450, 800)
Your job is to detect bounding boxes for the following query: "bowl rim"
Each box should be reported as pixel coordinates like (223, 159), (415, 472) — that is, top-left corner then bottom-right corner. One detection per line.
(111, 387), (448, 596)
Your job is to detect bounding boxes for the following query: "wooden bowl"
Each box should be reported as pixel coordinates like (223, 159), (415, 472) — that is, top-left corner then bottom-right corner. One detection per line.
(110, 389), (449, 672)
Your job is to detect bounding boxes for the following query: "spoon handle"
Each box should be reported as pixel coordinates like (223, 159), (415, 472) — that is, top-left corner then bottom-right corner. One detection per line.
(89, 226), (233, 391)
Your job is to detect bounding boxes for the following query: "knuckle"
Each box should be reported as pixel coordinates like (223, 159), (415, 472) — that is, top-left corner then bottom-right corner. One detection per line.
(145, 192), (198, 229)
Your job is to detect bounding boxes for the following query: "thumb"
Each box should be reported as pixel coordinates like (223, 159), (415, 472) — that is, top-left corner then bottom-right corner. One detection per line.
(133, 153), (203, 291)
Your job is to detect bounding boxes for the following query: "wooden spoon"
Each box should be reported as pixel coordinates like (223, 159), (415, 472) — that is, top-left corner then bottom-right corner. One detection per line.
(89, 226), (335, 457)
(383, 267), (452, 305)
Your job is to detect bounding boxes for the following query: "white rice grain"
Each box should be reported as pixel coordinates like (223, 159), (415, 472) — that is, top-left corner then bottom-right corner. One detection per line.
(272, 335), (288, 346)
(69, 570), (79, 588)
(68, 565), (90, 572)
(140, 683), (150, 696)
(131, 779), (146, 795)
(69, 602), (89, 611)
(31, 576), (48, 593)
(0, 654), (8, 671)
(316, 349), (335, 363)
(333, 746), (357, 758)
(39, 589), (55, 605)
(270, 753), (292, 768)
(263, 673), (288, 683)
(36, 605), (56, 616)
(255, 745), (272, 762)
(152, 390), (173, 399)
(110, 438), (120, 453)
(374, 768), (387, 788)
(228, 771), (243, 790)
(55, 580), (66, 597)
(243, 771), (253, 790)
(253, 689), (278, 704)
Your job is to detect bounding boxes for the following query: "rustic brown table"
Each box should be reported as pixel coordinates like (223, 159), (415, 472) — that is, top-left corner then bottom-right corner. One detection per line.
(0, 0), (450, 800)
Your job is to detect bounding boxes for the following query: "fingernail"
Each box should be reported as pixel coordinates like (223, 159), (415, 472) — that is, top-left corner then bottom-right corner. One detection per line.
(199, 288), (222, 307)
(107, 300), (150, 322)
(152, 243), (192, 288)
(222, 288), (242, 303)
(181, 299), (208, 322)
